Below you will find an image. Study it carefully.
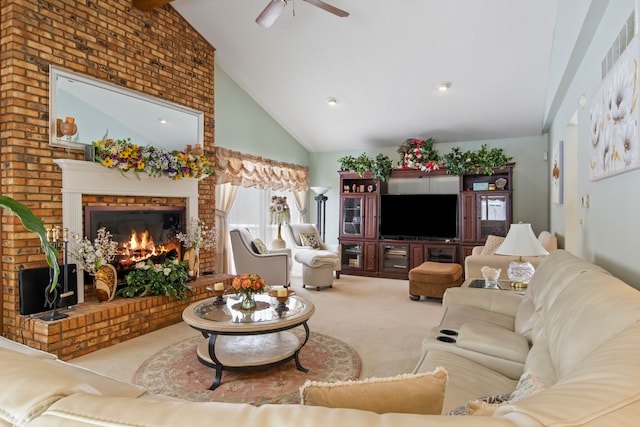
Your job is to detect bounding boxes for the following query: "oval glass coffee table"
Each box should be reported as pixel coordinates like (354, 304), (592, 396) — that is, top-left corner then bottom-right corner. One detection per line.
(182, 293), (315, 390)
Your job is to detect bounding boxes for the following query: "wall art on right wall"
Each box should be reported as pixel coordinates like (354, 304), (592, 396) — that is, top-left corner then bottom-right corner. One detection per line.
(552, 140), (563, 204)
(588, 30), (640, 180)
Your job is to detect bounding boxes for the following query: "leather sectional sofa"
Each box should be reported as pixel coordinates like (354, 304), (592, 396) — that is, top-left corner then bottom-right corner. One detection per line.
(2, 250), (640, 426)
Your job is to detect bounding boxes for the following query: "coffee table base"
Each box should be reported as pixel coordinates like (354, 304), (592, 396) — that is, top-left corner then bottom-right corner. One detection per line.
(196, 328), (310, 390)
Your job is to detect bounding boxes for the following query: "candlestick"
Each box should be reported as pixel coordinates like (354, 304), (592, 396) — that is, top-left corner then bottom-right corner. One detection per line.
(214, 282), (224, 291)
(63, 227), (69, 242)
(277, 288), (288, 297)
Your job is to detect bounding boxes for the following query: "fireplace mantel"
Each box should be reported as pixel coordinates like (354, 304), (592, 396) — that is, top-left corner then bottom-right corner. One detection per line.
(54, 159), (199, 302)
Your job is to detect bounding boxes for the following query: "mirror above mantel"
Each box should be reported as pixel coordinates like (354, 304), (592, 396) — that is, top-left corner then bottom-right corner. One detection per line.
(49, 65), (204, 151)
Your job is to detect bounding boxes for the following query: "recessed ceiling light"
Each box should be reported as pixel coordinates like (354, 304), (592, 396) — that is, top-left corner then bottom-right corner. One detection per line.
(437, 82), (451, 92)
(159, 118), (168, 124)
(327, 97), (337, 106)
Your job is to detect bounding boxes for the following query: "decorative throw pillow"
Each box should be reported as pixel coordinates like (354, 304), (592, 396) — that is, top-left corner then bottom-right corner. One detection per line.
(509, 370), (545, 402)
(480, 235), (505, 255)
(448, 393), (511, 416)
(252, 238), (268, 254)
(300, 367), (448, 415)
(299, 232), (321, 249)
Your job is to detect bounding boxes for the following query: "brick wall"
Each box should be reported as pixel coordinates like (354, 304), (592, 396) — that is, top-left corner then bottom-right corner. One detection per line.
(1, 0), (216, 350)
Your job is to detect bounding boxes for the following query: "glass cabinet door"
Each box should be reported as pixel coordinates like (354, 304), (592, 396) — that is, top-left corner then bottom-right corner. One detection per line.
(477, 194), (510, 240)
(341, 243), (363, 269)
(341, 195), (363, 237)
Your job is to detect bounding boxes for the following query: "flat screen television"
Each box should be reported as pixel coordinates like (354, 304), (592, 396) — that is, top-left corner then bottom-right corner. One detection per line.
(379, 194), (458, 240)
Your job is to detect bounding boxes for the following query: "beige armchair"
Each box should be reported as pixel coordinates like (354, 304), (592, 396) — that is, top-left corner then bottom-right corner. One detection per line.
(283, 224), (340, 290)
(230, 228), (291, 287)
(464, 231), (558, 280)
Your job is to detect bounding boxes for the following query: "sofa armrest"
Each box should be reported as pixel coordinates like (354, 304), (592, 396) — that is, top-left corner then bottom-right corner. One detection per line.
(442, 287), (524, 318)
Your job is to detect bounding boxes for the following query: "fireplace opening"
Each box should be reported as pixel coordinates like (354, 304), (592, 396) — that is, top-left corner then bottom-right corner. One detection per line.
(84, 206), (186, 277)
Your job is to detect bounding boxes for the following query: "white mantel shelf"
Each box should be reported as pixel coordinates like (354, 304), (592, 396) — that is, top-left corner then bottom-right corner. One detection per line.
(54, 159), (199, 302)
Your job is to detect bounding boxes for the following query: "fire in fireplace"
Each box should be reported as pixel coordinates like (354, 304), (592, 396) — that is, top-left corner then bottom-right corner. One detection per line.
(84, 206), (185, 274)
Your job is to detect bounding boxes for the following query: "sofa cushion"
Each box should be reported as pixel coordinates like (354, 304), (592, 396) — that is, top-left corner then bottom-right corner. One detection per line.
(0, 347), (146, 426)
(513, 295), (535, 339)
(300, 368), (448, 415)
(496, 324), (640, 426)
(456, 322), (529, 364)
(479, 235), (505, 255)
(544, 268), (640, 379)
(414, 349), (517, 414)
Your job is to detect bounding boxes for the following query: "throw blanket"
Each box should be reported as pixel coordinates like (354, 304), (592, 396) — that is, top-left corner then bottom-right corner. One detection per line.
(295, 250), (337, 267)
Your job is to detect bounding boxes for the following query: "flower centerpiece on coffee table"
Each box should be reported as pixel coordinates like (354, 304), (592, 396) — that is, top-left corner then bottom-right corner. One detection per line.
(231, 273), (266, 310)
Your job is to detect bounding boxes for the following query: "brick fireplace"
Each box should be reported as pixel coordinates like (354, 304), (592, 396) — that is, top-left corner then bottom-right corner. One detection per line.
(8, 159), (230, 360)
(55, 159), (200, 302)
(1, 0), (217, 358)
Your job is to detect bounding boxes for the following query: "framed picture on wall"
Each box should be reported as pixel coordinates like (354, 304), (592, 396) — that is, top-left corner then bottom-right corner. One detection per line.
(552, 140), (563, 204)
(588, 30), (640, 180)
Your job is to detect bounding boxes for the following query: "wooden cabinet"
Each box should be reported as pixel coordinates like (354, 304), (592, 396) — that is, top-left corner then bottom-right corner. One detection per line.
(460, 165), (513, 248)
(338, 165), (513, 279)
(339, 172), (386, 276)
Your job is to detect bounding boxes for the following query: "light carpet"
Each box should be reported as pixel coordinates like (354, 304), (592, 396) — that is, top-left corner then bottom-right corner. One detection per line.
(135, 332), (360, 405)
(71, 273), (444, 388)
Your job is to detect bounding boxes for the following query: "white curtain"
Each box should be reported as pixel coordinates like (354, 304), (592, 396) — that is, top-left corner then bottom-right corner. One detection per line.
(215, 182), (237, 274)
(292, 189), (308, 223)
(215, 147), (309, 271)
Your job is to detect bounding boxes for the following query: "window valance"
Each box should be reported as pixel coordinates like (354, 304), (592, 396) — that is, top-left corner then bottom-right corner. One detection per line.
(215, 147), (309, 191)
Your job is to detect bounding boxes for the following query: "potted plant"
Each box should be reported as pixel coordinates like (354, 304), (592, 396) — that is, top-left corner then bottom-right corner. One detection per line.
(443, 144), (512, 176)
(338, 153), (393, 181)
(0, 196), (59, 292)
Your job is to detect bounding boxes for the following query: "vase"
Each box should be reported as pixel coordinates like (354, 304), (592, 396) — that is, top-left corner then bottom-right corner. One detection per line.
(184, 248), (200, 281)
(94, 264), (117, 302)
(272, 223), (286, 249)
(241, 292), (257, 310)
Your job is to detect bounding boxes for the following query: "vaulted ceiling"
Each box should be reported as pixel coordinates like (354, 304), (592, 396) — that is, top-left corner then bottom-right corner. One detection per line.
(144, 1), (558, 153)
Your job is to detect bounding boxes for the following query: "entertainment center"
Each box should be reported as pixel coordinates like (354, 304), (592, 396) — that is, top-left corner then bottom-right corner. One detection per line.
(338, 164), (513, 279)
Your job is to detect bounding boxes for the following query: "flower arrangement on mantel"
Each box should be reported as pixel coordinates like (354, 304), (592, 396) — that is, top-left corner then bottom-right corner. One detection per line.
(92, 138), (213, 180)
(397, 138), (441, 172)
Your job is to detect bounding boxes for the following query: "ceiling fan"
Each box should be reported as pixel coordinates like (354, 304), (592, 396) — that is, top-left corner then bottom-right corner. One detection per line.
(256, 0), (349, 28)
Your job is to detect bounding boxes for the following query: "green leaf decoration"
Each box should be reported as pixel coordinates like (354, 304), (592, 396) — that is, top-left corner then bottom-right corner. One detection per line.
(0, 195), (59, 290)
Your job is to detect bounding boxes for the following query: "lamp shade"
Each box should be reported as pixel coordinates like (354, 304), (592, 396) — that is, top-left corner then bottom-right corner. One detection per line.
(310, 186), (330, 195)
(495, 223), (548, 257)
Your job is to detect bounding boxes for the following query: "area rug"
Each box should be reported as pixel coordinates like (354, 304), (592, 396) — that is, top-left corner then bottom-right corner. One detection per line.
(135, 332), (361, 405)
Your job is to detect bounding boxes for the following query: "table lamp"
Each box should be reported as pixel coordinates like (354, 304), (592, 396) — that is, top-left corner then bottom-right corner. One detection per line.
(495, 223), (548, 288)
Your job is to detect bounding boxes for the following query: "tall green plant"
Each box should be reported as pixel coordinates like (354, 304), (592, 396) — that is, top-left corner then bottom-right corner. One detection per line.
(0, 195), (59, 290)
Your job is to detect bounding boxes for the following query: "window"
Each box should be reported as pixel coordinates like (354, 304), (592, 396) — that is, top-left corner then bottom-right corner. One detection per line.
(228, 187), (300, 273)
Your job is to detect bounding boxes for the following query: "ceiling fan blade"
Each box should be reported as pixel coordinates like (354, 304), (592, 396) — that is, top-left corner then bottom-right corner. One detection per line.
(256, 0), (287, 28)
(303, 0), (349, 17)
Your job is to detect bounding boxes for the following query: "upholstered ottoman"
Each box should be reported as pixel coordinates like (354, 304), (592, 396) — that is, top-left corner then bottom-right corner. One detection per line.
(409, 262), (463, 300)
(295, 250), (339, 291)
